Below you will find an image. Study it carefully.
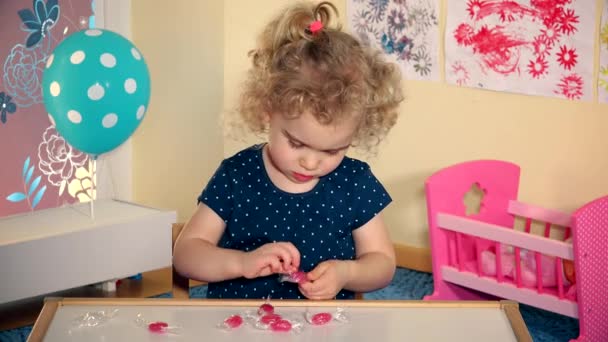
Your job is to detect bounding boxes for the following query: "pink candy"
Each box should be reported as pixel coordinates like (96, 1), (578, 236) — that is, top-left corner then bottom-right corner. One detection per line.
(257, 315), (302, 333)
(270, 319), (292, 332)
(148, 321), (169, 333)
(217, 314), (245, 331)
(249, 300), (304, 334)
(223, 315), (243, 329)
(218, 298), (352, 334)
(304, 308), (349, 326)
(310, 312), (333, 325)
(258, 303), (274, 315)
(135, 314), (180, 335)
(260, 313), (282, 325)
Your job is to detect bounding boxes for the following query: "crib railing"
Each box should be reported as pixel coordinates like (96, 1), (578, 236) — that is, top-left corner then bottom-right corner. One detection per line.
(436, 200), (577, 317)
(507, 200), (573, 297)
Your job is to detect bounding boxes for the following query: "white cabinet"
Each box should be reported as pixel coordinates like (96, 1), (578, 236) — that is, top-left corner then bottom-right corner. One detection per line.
(0, 199), (175, 304)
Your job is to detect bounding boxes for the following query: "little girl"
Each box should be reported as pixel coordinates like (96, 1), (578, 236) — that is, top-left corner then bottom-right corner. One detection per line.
(173, 1), (404, 300)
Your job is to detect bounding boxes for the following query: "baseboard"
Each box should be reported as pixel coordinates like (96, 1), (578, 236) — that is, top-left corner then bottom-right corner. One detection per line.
(394, 243), (432, 273)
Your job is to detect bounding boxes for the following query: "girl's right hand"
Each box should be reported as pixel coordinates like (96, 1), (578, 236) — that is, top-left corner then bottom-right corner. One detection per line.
(240, 242), (301, 279)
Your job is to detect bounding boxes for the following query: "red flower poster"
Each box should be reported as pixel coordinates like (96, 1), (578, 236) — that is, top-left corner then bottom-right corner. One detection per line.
(445, 0), (594, 101)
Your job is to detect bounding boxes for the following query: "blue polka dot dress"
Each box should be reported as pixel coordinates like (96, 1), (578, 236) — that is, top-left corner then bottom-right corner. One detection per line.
(198, 144), (392, 300)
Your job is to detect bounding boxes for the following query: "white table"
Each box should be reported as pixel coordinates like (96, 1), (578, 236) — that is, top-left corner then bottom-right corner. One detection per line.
(30, 298), (532, 342)
(0, 199), (176, 304)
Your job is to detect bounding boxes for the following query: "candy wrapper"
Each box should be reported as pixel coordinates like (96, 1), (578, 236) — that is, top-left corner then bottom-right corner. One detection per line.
(278, 270), (307, 284)
(304, 307), (349, 326)
(72, 309), (118, 328)
(135, 314), (181, 335)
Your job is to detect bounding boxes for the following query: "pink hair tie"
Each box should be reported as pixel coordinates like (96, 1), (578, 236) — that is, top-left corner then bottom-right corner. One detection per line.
(309, 20), (323, 34)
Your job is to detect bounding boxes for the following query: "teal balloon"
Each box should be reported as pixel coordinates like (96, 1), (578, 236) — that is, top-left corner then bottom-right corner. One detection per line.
(42, 29), (150, 156)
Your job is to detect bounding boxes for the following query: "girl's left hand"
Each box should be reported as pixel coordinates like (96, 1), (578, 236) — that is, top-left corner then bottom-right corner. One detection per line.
(298, 260), (352, 300)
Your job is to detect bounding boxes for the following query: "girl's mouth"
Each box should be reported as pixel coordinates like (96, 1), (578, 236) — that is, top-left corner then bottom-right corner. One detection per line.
(293, 172), (313, 182)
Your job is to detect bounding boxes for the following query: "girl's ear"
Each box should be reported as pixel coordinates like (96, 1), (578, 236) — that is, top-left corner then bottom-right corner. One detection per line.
(263, 112), (271, 125)
(258, 112), (271, 133)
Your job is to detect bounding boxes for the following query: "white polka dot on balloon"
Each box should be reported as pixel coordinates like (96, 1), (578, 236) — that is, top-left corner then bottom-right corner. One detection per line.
(70, 50), (85, 64)
(50, 82), (61, 96)
(85, 29), (102, 36)
(67, 110), (82, 124)
(136, 105), (145, 120)
(102, 113), (118, 128)
(131, 48), (141, 60)
(100, 53), (116, 68)
(88, 83), (105, 100)
(46, 54), (54, 68)
(124, 78), (137, 94)
(48, 114), (55, 127)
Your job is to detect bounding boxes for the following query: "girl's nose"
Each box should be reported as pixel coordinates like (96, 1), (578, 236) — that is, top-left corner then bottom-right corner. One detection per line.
(299, 155), (320, 171)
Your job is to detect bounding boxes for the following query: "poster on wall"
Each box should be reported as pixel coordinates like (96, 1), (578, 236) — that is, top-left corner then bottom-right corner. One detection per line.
(445, 0), (595, 101)
(346, 0), (441, 82)
(0, 0), (95, 218)
(600, 0), (608, 104)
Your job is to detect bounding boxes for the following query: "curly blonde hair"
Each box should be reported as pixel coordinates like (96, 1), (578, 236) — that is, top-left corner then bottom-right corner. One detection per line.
(237, 1), (404, 152)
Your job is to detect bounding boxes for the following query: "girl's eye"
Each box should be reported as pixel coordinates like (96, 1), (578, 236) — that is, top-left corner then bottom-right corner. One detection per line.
(288, 140), (303, 149)
(326, 150), (340, 155)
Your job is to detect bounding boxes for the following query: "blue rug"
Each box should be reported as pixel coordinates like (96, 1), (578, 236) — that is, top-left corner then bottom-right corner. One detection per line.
(0, 268), (578, 341)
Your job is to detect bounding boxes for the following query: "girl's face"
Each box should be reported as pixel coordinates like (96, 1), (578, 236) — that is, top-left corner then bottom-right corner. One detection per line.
(264, 111), (358, 192)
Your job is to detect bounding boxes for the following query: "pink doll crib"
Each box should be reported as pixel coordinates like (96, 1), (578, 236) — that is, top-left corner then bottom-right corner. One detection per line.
(423, 160), (608, 342)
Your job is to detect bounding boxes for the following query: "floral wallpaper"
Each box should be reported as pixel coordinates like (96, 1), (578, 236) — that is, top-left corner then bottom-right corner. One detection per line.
(1, 0), (95, 218)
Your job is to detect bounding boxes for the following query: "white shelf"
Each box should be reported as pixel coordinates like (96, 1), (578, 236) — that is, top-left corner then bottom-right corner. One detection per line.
(0, 199), (176, 304)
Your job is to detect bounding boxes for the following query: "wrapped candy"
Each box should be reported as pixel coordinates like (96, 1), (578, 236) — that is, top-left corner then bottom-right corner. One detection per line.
(148, 322), (169, 333)
(218, 314), (244, 330)
(134, 314), (181, 335)
(304, 307), (349, 326)
(259, 313), (282, 325)
(71, 309), (118, 328)
(278, 270), (307, 284)
(268, 318), (296, 332)
(253, 314), (303, 333)
(308, 312), (332, 325)
(217, 297), (276, 332)
(257, 300), (274, 315)
(244, 309), (304, 333)
(256, 295), (281, 316)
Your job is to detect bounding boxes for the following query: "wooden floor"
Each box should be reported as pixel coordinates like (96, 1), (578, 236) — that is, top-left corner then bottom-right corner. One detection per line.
(0, 267), (203, 331)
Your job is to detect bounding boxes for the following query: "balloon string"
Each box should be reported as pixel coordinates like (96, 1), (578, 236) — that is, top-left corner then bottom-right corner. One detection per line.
(89, 157), (96, 220)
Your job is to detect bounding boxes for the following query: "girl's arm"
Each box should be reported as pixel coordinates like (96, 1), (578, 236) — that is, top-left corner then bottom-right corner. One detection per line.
(343, 214), (396, 292)
(173, 204), (301, 283)
(172, 204), (245, 283)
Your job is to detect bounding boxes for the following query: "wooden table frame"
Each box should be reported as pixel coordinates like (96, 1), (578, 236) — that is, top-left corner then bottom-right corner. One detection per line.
(29, 298), (532, 342)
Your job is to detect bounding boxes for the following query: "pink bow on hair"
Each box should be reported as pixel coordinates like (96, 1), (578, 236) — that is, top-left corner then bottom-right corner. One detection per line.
(309, 20), (323, 34)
